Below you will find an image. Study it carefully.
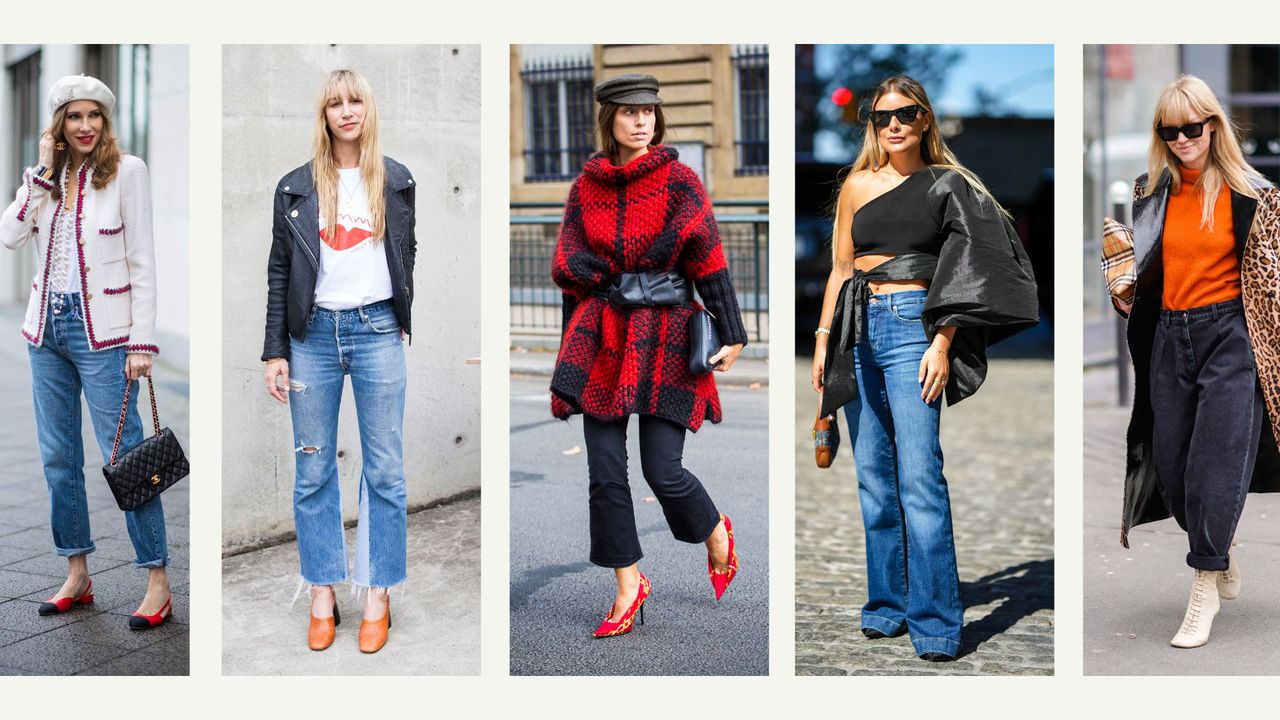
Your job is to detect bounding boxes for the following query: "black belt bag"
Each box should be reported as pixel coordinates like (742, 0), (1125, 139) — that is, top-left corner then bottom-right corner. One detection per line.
(597, 271), (720, 376)
(601, 270), (691, 307)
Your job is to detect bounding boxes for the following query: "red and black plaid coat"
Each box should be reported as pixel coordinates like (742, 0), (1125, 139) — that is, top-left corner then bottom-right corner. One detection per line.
(550, 146), (748, 431)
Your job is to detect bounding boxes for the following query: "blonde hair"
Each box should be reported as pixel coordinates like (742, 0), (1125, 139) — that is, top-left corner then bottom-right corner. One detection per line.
(1145, 74), (1263, 229)
(312, 69), (386, 243)
(832, 75), (1008, 264)
(45, 101), (120, 199)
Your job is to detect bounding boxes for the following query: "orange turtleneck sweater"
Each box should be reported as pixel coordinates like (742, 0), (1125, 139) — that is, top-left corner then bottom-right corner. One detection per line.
(1161, 165), (1240, 311)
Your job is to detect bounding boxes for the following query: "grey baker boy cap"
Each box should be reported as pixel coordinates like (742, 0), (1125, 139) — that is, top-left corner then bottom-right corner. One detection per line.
(594, 73), (664, 106)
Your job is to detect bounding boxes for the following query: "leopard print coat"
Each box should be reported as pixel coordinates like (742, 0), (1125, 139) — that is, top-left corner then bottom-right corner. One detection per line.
(1118, 170), (1280, 546)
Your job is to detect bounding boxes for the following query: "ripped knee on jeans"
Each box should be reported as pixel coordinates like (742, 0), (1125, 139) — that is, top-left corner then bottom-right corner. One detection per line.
(295, 445), (322, 454)
(288, 380), (307, 393)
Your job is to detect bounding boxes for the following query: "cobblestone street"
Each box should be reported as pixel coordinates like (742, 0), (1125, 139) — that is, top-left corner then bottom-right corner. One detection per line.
(0, 307), (190, 675)
(795, 357), (1054, 675)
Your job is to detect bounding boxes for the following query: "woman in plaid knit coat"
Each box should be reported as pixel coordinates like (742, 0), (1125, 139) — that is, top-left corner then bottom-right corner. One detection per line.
(549, 74), (749, 637)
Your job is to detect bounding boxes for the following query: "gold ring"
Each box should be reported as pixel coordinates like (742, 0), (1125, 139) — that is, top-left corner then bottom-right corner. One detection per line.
(933, 379), (942, 385)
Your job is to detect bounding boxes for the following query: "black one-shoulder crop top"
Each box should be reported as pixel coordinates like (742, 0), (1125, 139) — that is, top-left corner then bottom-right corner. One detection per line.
(851, 168), (945, 257)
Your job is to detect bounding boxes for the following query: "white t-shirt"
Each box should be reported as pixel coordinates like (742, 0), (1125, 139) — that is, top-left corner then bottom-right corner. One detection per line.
(313, 167), (394, 310)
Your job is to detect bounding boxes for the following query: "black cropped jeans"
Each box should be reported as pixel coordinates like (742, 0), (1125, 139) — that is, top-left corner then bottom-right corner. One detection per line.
(1150, 296), (1264, 571)
(582, 414), (721, 568)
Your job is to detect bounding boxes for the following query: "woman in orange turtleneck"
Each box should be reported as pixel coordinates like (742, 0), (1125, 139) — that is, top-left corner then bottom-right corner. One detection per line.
(1114, 75), (1280, 650)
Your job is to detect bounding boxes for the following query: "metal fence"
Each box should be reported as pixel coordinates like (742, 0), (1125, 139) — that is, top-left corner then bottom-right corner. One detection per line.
(510, 201), (769, 345)
(733, 45), (769, 176)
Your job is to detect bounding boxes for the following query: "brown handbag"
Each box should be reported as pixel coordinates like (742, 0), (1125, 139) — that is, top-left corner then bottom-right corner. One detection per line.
(814, 405), (840, 469)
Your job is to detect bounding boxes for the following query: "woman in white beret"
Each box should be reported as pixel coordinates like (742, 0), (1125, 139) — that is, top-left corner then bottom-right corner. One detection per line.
(1, 74), (172, 629)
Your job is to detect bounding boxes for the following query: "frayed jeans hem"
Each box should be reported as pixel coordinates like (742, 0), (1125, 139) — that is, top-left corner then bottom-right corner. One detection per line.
(351, 575), (407, 589)
(302, 573), (351, 587)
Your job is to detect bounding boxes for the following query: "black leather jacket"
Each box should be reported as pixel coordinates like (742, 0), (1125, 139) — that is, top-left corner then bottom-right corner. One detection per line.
(262, 156), (416, 361)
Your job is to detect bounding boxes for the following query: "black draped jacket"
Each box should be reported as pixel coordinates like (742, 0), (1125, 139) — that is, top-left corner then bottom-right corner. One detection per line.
(821, 168), (1041, 419)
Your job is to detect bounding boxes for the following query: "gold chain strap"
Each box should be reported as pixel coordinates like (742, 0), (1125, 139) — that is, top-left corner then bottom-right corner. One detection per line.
(108, 374), (162, 466)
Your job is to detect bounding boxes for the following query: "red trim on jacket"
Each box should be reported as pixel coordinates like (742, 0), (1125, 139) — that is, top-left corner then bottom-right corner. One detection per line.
(31, 171), (54, 191)
(24, 187), (61, 347)
(17, 174), (33, 221)
(71, 164), (128, 350)
(99, 223), (125, 236)
(103, 283), (132, 295)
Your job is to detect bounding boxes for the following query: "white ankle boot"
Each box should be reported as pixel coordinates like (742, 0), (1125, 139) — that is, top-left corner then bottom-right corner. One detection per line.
(1217, 555), (1241, 600)
(1171, 569), (1221, 649)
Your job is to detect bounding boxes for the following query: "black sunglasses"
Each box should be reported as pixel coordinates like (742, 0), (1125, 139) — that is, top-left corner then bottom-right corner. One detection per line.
(869, 104), (923, 129)
(1155, 118), (1212, 142)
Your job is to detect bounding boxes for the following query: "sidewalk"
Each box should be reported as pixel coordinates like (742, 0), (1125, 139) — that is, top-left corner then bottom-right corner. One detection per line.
(795, 357), (1054, 675)
(0, 305), (190, 676)
(221, 495), (480, 675)
(1084, 367), (1280, 675)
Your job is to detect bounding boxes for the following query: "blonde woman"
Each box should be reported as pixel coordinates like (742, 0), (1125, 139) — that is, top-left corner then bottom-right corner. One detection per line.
(1113, 75), (1280, 648)
(811, 75), (1038, 661)
(0, 75), (173, 629)
(261, 69), (416, 653)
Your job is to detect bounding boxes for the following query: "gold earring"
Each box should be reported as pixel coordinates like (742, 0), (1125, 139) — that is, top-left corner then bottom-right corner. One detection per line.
(55, 142), (66, 151)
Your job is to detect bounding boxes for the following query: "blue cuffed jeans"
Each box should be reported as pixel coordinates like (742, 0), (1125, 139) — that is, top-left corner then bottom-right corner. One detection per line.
(27, 292), (168, 568)
(288, 299), (407, 588)
(843, 289), (962, 658)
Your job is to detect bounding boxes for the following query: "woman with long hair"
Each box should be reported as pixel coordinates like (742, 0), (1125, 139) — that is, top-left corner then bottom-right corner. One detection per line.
(549, 74), (748, 637)
(261, 68), (417, 653)
(1113, 74), (1280, 648)
(1, 75), (172, 628)
(811, 75), (1038, 661)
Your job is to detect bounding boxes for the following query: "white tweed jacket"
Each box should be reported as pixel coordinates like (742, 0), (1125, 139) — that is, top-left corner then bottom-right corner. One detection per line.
(0, 155), (158, 354)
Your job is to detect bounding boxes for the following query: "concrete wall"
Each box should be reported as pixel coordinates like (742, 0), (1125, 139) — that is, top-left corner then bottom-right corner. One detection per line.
(220, 45), (481, 551)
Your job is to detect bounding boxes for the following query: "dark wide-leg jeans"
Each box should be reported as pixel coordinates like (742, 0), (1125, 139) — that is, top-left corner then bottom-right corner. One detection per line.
(581, 414), (721, 567)
(1150, 296), (1264, 571)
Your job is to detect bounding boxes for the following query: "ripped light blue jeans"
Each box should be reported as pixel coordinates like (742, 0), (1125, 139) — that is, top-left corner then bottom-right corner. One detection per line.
(288, 299), (407, 588)
(843, 289), (962, 658)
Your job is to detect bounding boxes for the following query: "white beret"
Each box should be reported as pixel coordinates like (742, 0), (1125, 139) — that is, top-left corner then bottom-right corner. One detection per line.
(47, 74), (116, 118)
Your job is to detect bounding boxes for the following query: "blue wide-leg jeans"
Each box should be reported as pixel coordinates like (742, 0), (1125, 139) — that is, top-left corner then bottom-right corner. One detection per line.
(843, 289), (962, 658)
(27, 292), (168, 568)
(288, 300), (407, 588)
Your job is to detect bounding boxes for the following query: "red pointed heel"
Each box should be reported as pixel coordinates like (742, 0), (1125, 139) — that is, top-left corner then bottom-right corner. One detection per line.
(38, 579), (94, 616)
(708, 513), (739, 601)
(129, 596), (172, 630)
(593, 573), (651, 638)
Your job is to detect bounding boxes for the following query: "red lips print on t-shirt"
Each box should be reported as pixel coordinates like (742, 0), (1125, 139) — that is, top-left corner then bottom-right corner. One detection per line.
(320, 223), (374, 251)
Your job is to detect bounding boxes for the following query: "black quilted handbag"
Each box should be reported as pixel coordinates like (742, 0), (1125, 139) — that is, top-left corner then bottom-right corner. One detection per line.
(102, 375), (189, 512)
